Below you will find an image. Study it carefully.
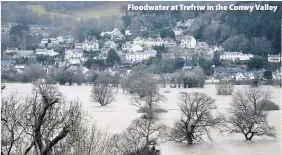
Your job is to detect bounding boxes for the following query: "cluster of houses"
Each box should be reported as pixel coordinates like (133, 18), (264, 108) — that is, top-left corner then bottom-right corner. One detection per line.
(206, 67), (282, 83)
(2, 19), (282, 82)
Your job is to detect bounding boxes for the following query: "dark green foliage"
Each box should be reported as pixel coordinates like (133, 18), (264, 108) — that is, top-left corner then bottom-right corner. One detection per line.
(153, 45), (167, 58)
(246, 56), (268, 70)
(183, 70), (206, 88)
(252, 78), (260, 87)
(106, 49), (121, 67)
(87, 29), (101, 40)
(83, 59), (105, 69)
(194, 25), (204, 40)
(159, 29), (175, 39)
(263, 70), (273, 80)
(199, 59), (214, 76)
(220, 1), (281, 54)
(122, 14), (131, 28)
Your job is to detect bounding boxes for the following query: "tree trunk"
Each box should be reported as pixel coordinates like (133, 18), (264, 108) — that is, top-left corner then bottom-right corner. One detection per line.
(187, 132), (193, 144)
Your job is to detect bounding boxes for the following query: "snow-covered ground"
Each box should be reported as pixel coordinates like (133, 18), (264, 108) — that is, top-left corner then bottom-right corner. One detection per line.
(2, 84), (281, 155)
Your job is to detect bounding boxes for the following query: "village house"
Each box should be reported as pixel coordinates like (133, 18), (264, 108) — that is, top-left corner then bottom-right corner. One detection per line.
(75, 42), (84, 49)
(121, 42), (143, 53)
(125, 30), (132, 36)
(123, 49), (157, 63)
(210, 45), (224, 51)
(4, 47), (19, 54)
(14, 65), (26, 73)
(64, 49), (84, 65)
(180, 36), (197, 49)
(220, 52), (254, 61)
(103, 40), (117, 49)
(146, 37), (164, 48)
(36, 48), (59, 56)
(268, 54), (281, 63)
(101, 28), (124, 40)
(161, 52), (193, 60)
(83, 40), (99, 51)
(13, 50), (35, 59)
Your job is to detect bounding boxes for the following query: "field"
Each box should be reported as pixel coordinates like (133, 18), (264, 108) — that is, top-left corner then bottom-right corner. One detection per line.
(69, 2), (124, 19)
(2, 83), (281, 155)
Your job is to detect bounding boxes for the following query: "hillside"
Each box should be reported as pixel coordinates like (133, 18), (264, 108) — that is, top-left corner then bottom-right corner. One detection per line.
(1, 1), (125, 25)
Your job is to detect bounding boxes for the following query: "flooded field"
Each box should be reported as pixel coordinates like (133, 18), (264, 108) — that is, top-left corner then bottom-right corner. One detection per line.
(2, 83), (281, 155)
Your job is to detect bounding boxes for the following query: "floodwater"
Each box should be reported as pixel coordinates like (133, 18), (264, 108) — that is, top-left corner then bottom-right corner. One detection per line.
(2, 84), (281, 155)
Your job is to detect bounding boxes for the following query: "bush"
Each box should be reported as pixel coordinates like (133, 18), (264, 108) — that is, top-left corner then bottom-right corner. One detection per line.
(257, 100), (280, 111)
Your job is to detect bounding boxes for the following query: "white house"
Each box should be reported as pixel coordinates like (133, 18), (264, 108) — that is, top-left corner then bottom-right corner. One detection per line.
(220, 52), (254, 61)
(103, 40), (117, 49)
(5, 47), (18, 54)
(122, 43), (143, 53)
(101, 28), (124, 40)
(125, 30), (132, 36)
(124, 49), (157, 63)
(180, 36), (196, 49)
(146, 38), (164, 48)
(111, 28), (124, 40)
(83, 40), (99, 51)
(36, 48), (59, 56)
(268, 54), (281, 63)
(235, 72), (246, 81)
(65, 49), (83, 60)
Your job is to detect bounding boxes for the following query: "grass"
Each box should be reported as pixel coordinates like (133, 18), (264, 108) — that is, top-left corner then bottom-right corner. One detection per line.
(26, 5), (47, 14)
(25, 3), (124, 20)
(69, 3), (124, 19)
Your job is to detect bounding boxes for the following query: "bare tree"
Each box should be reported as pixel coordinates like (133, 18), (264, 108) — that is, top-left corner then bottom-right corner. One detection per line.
(216, 81), (235, 95)
(133, 91), (167, 115)
(109, 115), (166, 155)
(123, 70), (159, 97)
(225, 87), (276, 140)
(91, 85), (115, 106)
(1, 82), (82, 155)
(1, 93), (27, 155)
(59, 121), (112, 155)
(168, 92), (225, 144)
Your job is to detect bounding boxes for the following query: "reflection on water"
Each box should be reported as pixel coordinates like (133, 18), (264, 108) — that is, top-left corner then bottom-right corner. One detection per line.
(2, 84), (281, 155)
